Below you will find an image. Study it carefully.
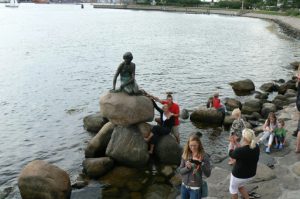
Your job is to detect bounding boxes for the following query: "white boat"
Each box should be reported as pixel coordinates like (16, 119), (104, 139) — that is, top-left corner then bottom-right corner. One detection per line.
(5, 0), (19, 8)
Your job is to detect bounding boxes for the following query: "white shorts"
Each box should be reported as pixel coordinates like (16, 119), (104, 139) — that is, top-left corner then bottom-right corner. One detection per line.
(229, 174), (252, 194)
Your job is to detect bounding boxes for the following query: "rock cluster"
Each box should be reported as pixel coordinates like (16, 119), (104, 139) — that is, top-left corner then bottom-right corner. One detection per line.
(83, 92), (182, 178)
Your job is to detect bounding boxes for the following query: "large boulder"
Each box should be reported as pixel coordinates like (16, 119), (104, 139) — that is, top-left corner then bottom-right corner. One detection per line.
(100, 92), (154, 126)
(255, 91), (269, 100)
(224, 98), (242, 111)
(261, 103), (277, 118)
(241, 99), (262, 115)
(83, 113), (108, 133)
(85, 122), (115, 158)
(18, 160), (71, 199)
(154, 135), (182, 165)
(190, 108), (223, 125)
(229, 79), (255, 95)
(272, 95), (290, 110)
(260, 82), (275, 92)
(82, 157), (114, 179)
(106, 125), (149, 167)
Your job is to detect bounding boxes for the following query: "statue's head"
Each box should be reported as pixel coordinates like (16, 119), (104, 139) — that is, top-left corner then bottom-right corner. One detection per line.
(123, 52), (133, 63)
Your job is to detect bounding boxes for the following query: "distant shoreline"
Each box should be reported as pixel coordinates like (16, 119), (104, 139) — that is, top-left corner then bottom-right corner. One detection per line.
(93, 4), (300, 40)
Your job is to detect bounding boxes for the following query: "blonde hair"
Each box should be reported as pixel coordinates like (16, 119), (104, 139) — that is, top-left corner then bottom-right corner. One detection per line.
(242, 128), (257, 149)
(232, 108), (241, 118)
(182, 134), (205, 160)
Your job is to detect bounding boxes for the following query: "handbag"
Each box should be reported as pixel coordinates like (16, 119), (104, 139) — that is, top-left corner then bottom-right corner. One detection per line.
(201, 180), (208, 197)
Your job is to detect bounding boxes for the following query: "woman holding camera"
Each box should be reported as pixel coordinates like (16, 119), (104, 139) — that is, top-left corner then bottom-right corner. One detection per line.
(179, 134), (211, 199)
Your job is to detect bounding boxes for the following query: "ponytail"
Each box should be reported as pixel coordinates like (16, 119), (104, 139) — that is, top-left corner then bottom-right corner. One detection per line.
(242, 128), (257, 149)
(250, 139), (256, 149)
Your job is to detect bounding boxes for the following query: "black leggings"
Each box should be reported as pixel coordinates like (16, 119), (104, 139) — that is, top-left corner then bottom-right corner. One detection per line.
(150, 125), (171, 145)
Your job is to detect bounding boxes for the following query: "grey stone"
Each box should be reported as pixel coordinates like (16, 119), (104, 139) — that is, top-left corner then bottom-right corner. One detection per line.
(144, 184), (172, 199)
(160, 165), (174, 177)
(106, 125), (149, 167)
(190, 108), (223, 125)
(261, 103), (277, 118)
(100, 92), (154, 126)
(85, 122), (115, 158)
(155, 135), (182, 165)
(292, 162), (300, 176)
(18, 160), (71, 199)
(251, 163), (276, 183)
(242, 99), (262, 114)
(71, 182), (101, 199)
(260, 82), (275, 92)
(281, 175), (300, 190)
(83, 113), (108, 133)
(83, 157), (114, 179)
(180, 109), (189, 120)
(224, 98), (242, 111)
(229, 79), (255, 95)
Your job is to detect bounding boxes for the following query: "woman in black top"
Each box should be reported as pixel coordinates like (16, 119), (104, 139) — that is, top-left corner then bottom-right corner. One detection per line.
(229, 128), (260, 199)
(145, 100), (175, 154)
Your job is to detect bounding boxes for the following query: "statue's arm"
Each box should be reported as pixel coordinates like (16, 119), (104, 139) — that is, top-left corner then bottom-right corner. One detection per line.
(113, 64), (122, 90)
(121, 63), (135, 88)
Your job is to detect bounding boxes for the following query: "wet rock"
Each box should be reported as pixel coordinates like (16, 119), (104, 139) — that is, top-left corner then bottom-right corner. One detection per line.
(224, 98), (242, 111)
(137, 122), (152, 138)
(99, 166), (140, 188)
(278, 80), (297, 95)
(275, 78), (285, 83)
(223, 115), (234, 128)
(180, 109), (189, 120)
(144, 184), (172, 199)
(100, 92), (154, 126)
(251, 163), (275, 183)
(229, 79), (255, 95)
(260, 82), (275, 92)
(85, 122), (115, 158)
(284, 89), (296, 98)
(71, 181), (88, 189)
(18, 160), (71, 199)
(106, 125), (149, 167)
(261, 103), (277, 118)
(255, 92), (269, 100)
(82, 157), (114, 179)
(83, 113), (108, 133)
(190, 108), (223, 125)
(242, 99), (262, 114)
(130, 192), (142, 199)
(169, 174), (182, 187)
(160, 165), (174, 177)
(102, 187), (121, 198)
(253, 126), (264, 135)
(71, 182), (101, 199)
(251, 112), (262, 120)
(292, 162), (300, 176)
(126, 181), (143, 192)
(155, 135), (182, 165)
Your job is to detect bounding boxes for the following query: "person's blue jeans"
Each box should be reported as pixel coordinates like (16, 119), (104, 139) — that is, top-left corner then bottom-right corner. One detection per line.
(181, 184), (202, 199)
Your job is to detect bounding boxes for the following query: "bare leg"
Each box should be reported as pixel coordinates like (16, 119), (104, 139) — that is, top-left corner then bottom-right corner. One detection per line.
(231, 194), (238, 199)
(239, 186), (249, 199)
(149, 144), (154, 154)
(144, 132), (153, 142)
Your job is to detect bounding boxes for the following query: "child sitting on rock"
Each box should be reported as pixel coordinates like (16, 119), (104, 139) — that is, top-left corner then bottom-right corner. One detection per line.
(274, 119), (287, 150)
(258, 112), (277, 153)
